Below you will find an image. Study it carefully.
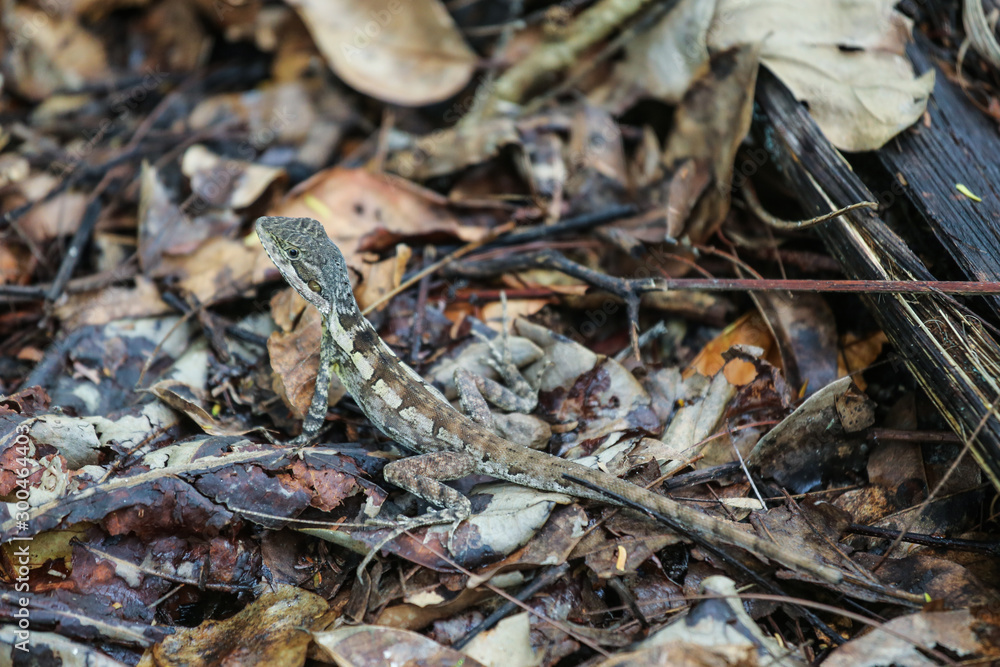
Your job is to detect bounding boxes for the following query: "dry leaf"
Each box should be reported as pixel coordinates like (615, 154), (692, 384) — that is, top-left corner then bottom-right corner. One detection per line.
(288, 0), (477, 106)
(5, 7), (109, 100)
(268, 167), (489, 269)
(709, 0), (934, 151)
(604, 0), (716, 108)
(823, 609), (985, 667)
(685, 311), (776, 382)
(181, 145), (286, 210)
(661, 44), (760, 243)
(838, 330), (889, 391)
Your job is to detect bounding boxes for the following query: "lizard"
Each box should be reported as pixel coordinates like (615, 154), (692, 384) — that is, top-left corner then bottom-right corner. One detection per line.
(255, 215), (843, 584)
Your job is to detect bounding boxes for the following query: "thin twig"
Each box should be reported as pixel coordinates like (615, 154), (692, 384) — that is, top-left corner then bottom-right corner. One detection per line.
(741, 180), (878, 230)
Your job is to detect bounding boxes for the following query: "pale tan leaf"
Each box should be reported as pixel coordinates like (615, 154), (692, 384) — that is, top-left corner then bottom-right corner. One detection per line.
(314, 625), (486, 667)
(709, 0), (934, 151)
(288, 0), (477, 106)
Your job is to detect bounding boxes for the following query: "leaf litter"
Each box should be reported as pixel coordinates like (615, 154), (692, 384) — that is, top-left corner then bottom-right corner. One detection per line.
(0, 1), (997, 665)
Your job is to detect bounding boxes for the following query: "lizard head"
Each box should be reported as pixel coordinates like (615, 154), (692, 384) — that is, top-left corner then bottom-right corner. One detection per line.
(255, 216), (355, 317)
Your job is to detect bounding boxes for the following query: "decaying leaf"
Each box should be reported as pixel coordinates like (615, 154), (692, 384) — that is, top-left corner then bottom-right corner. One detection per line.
(517, 319), (659, 449)
(748, 376), (874, 492)
(147, 585), (328, 666)
(603, 0), (716, 108)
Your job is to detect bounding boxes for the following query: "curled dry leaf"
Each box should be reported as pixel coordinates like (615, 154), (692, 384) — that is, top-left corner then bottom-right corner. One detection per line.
(149, 379), (257, 437)
(288, 0), (477, 106)
(267, 167), (490, 271)
(660, 44), (760, 243)
(709, 0), (935, 151)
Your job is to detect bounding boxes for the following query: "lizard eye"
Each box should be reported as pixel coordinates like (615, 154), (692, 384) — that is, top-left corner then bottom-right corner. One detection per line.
(287, 247), (300, 259)
(308, 279), (322, 293)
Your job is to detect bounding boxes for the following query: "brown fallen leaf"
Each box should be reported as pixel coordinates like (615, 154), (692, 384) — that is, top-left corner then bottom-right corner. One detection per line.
(837, 330), (889, 391)
(657, 44), (760, 244)
(753, 292), (838, 398)
(289, 0), (477, 106)
(5, 7), (109, 100)
(266, 290), (347, 420)
(684, 311), (777, 383)
(267, 167), (491, 270)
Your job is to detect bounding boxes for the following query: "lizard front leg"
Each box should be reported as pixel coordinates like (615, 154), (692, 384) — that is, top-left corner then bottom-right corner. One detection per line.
(290, 325), (335, 447)
(359, 450), (477, 577)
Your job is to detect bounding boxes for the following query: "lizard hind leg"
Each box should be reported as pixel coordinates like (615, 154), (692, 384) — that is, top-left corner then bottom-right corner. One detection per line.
(359, 450), (477, 578)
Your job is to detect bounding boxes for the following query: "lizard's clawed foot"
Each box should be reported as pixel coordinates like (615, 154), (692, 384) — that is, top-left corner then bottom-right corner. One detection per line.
(467, 293), (539, 413)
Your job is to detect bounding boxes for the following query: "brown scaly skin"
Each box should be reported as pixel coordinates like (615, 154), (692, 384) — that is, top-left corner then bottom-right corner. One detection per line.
(256, 215), (843, 584)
